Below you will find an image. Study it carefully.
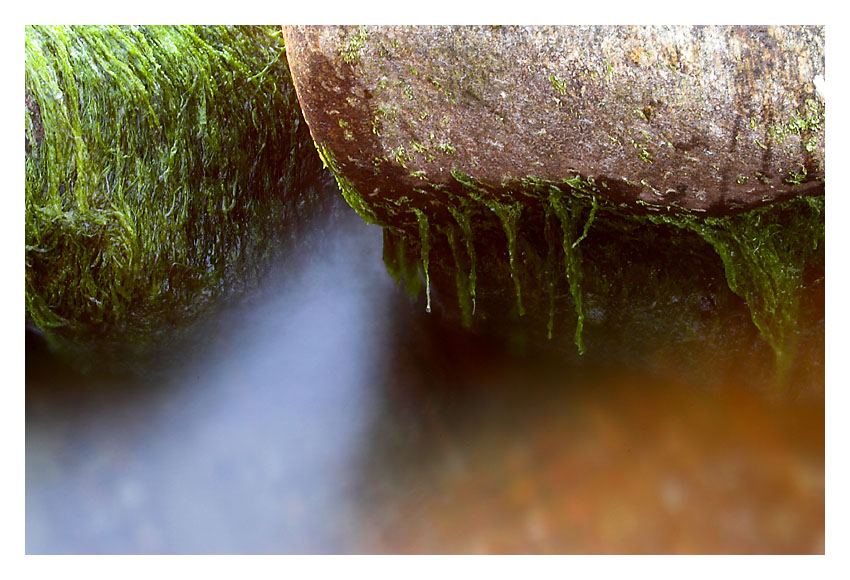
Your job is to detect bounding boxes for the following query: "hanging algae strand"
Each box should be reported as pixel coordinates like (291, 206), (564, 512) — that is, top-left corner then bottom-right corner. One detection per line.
(646, 195), (824, 380)
(381, 227), (421, 297)
(438, 223), (474, 326)
(447, 202), (478, 317)
(412, 208), (432, 312)
(316, 144), (381, 225)
(543, 205), (559, 341)
(485, 197), (525, 316)
(548, 191), (597, 354)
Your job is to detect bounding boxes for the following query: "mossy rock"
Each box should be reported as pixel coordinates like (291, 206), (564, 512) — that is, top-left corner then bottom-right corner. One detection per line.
(283, 25), (824, 216)
(25, 25), (320, 362)
(282, 26), (825, 377)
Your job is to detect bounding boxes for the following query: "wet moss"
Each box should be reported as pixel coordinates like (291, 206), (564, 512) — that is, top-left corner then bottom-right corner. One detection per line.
(317, 144), (380, 225)
(25, 25), (317, 354)
(437, 221), (474, 326)
(485, 198), (525, 317)
(412, 208), (432, 313)
(447, 202), (478, 315)
(382, 227), (421, 297)
(315, 133), (823, 374)
(548, 192), (597, 354)
(645, 195), (824, 376)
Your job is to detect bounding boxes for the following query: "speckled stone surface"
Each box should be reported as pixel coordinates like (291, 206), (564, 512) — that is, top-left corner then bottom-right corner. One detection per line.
(283, 25), (824, 217)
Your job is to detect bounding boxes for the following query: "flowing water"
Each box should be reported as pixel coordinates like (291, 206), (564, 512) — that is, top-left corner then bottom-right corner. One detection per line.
(25, 180), (824, 554)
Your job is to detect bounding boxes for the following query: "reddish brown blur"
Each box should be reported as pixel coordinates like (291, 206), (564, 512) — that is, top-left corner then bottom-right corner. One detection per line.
(352, 364), (823, 554)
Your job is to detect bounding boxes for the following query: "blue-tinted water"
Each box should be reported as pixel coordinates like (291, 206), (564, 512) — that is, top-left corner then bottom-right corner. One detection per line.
(25, 182), (824, 554)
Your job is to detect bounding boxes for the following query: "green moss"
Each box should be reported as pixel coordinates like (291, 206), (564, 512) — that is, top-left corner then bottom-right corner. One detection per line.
(25, 25), (313, 349)
(784, 165), (808, 187)
(393, 146), (414, 167)
(340, 26), (368, 64)
(382, 227), (421, 297)
(438, 222), (474, 326)
(412, 208), (432, 312)
(317, 144), (381, 225)
(447, 202), (478, 315)
(631, 138), (652, 163)
(472, 172), (817, 368)
(411, 140), (428, 153)
(342, 151), (821, 372)
(485, 197), (525, 317)
(767, 98), (824, 146)
(548, 74), (569, 95)
(450, 169), (479, 190)
(645, 195), (824, 377)
(548, 192), (597, 354)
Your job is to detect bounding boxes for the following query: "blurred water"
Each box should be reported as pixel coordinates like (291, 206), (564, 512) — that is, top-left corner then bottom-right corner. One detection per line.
(25, 183), (824, 554)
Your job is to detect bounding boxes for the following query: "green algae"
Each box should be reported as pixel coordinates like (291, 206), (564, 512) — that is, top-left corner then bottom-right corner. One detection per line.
(438, 222), (474, 326)
(548, 74), (569, 96)
(412, 208), (432, 312)
(479, 196), (525, 317)
(548, 192), (597, 354)
(317, 144), (380, 225)
(644, 195), (824, 376)
(767, 98), (824, 147)
(382, 227), (422, 297)
(319, 138), (822, 372)
(495, 201), (525, 317)
(340, 26), (368, 65)
(25, 25), (314, 351)
(447, 202), (478, 316)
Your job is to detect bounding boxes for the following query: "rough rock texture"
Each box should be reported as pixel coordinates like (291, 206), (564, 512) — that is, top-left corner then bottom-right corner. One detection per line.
(282, 25), (824, 218)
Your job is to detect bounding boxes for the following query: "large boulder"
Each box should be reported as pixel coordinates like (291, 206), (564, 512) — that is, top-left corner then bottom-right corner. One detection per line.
(282, 25), (824, 218)
(282, 25), (825, 371)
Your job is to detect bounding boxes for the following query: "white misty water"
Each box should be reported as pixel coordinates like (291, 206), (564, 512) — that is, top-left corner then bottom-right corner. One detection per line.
(26, 183), (824, 554)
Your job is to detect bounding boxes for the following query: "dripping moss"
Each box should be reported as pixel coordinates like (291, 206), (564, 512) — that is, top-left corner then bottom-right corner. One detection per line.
(359, 165), (823, 370)
(316, 144), (381, 225)
(382, 227), (421, 297)
(485, 198), (525, 317)
(644, 195), (824, 376)
(438, 222), (474, 326)
(548, 191), (596, 354)
(447, 202), (478, 318)
(412, 208), (432, 313)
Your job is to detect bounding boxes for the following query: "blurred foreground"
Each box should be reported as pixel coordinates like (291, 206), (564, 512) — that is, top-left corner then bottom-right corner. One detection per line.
(26, 184), (824, 554)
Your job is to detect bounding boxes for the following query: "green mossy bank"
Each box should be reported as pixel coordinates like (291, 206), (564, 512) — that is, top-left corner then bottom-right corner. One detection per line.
(25, 25), (317, 359)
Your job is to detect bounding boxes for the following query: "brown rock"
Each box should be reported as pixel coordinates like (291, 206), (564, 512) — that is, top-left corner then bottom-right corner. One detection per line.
(282, 25), (824, 219)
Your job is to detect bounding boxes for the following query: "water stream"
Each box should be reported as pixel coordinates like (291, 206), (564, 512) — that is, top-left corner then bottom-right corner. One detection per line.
(25, 180), (824, 554)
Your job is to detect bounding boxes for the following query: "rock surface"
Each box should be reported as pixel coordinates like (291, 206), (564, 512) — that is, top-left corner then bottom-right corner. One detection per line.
(282, 25), (824, 218)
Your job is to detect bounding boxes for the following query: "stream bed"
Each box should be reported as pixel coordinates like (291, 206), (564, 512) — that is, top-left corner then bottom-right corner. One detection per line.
(25, 180), (824, 554)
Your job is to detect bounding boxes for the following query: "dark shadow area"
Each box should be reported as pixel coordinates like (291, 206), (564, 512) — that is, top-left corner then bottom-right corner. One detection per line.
(346, 278), (824, 553)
